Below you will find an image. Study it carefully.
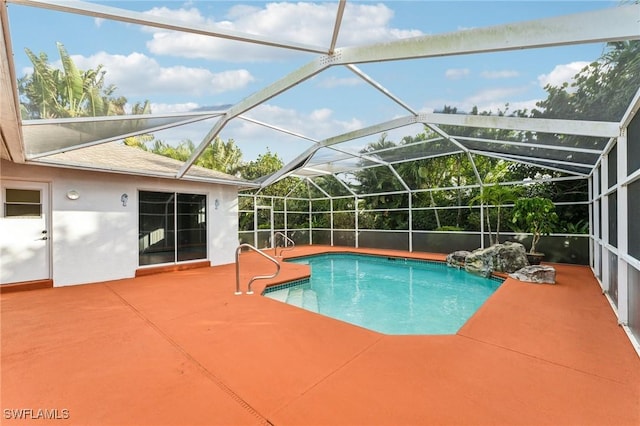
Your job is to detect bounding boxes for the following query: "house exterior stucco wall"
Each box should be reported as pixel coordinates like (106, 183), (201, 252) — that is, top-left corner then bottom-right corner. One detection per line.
(1, 160), (239, 287)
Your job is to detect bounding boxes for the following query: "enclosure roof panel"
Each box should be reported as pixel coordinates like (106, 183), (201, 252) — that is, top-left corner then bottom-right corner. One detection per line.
(22, 112), (225, 158)
(35, 142), (254, 186)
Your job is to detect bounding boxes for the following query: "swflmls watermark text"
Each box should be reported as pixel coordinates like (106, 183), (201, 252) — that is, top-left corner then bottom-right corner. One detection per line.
(3, 408), (70, 420)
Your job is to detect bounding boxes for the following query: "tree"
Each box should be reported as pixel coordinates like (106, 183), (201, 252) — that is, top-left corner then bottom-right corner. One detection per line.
(123, 100), (154, 148)
(512, 197), (559, 254)
(353, 134), (409, 230)
(198, 137), (243, 176)
(395, 132), (455, 229)
(534, 41), (640, 122)
(144, 139), (196, 162)
(237, 150), (303, 232)
(239, 150), (301, 196)
(125, 135), (243, 176)
(18, 42), (129, 119)
(240, 150), (283, 181)
(530, 40), (639, 159)
(470, 184), (521, 245)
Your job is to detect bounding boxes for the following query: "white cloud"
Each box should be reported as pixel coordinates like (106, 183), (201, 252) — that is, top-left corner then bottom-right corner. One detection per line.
(142, 3), (423, 62)
(537, 61), (589, 88)
(143, 7), (209, 28)
(310, 108), (333, 122)
(418, 106), (435, 114)
(215, 103), (363, 161)
(480, 70), (519, 79)
(317, 76), (362, 89)
(146, 102), (201, 114)
(445, 68), (470, 80)
(337, 3), (423, 44)
(144, 115), (222, 148)
(466, 86), (529, 105)
(133, 103), (364, 162)
(472, 99), (540, 115)
(421, 86), (538, 115)
(128, 103), (353, 161)
(70, 51), (255, 98)
(236, 104), (362, 142)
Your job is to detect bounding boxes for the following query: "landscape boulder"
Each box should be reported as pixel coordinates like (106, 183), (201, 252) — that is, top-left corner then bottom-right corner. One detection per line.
(492, 241), (530, 273)
(446, 250), (471, 268)
(510, 265), (557, 284)
(465, 248), (494, 277)
(464, 241), (529, 278)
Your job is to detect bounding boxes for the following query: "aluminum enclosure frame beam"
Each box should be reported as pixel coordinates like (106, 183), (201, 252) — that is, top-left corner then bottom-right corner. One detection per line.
(418, 113), (619, 138)
(453, 135), (603, 155)
(335, 5), (640, 64)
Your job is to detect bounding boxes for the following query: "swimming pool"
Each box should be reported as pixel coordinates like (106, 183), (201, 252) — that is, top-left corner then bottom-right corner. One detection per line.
(263, 253), (503, 335)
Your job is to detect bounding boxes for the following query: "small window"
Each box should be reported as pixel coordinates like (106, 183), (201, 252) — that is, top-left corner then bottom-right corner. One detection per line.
(4, 189), (42, 217)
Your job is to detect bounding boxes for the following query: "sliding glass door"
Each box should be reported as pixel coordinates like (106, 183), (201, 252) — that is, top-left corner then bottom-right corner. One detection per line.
(139, 191), (207, 266)
(176, 193), (207, 261)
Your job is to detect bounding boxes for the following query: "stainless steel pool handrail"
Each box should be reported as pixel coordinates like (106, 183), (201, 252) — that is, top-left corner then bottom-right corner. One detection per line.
(235, 243), (280, 295)
(274, 232), (295, 257)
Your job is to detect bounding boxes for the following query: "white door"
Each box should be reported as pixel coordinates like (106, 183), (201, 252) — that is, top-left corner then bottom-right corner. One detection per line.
(0, 180), (51, 284)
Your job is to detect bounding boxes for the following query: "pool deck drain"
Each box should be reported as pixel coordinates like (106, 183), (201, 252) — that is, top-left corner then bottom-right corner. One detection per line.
(2, 245), (639, 425)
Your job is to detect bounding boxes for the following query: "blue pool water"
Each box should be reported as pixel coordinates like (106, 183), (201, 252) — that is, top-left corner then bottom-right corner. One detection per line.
(263, 254), (503, 335)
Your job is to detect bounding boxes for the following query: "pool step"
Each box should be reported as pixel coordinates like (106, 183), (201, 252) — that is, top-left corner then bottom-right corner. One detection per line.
(287, 288), (319, 313)
(265, 288), (289, 302)
(302, 290), (318, 313)
(287, 288), (304, 307)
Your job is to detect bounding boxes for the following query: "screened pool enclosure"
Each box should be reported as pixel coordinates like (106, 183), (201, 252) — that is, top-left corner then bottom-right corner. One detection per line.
(1, 2), (639, 348)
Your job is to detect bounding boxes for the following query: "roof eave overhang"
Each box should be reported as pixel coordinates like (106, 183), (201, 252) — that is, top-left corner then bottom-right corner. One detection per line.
(28, 159), (259, 188)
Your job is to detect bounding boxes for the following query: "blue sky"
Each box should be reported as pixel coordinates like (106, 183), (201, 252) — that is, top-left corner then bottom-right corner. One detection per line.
(7, 1), (617, 163)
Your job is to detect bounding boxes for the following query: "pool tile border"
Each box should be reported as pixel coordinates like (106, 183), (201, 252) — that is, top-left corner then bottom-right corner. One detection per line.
(264, 252), (504, 295)
(263, 278), (311, 295)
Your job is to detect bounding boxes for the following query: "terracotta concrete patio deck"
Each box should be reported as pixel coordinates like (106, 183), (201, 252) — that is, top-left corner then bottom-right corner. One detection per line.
(1, 245), (639, 425)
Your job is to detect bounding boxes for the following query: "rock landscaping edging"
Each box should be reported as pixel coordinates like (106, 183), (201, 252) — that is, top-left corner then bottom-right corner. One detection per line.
(446, 242), (558, 283)
(463, 241), (530, 278)
(446, 250), (470, 268)
(510, 265), (557, 284)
